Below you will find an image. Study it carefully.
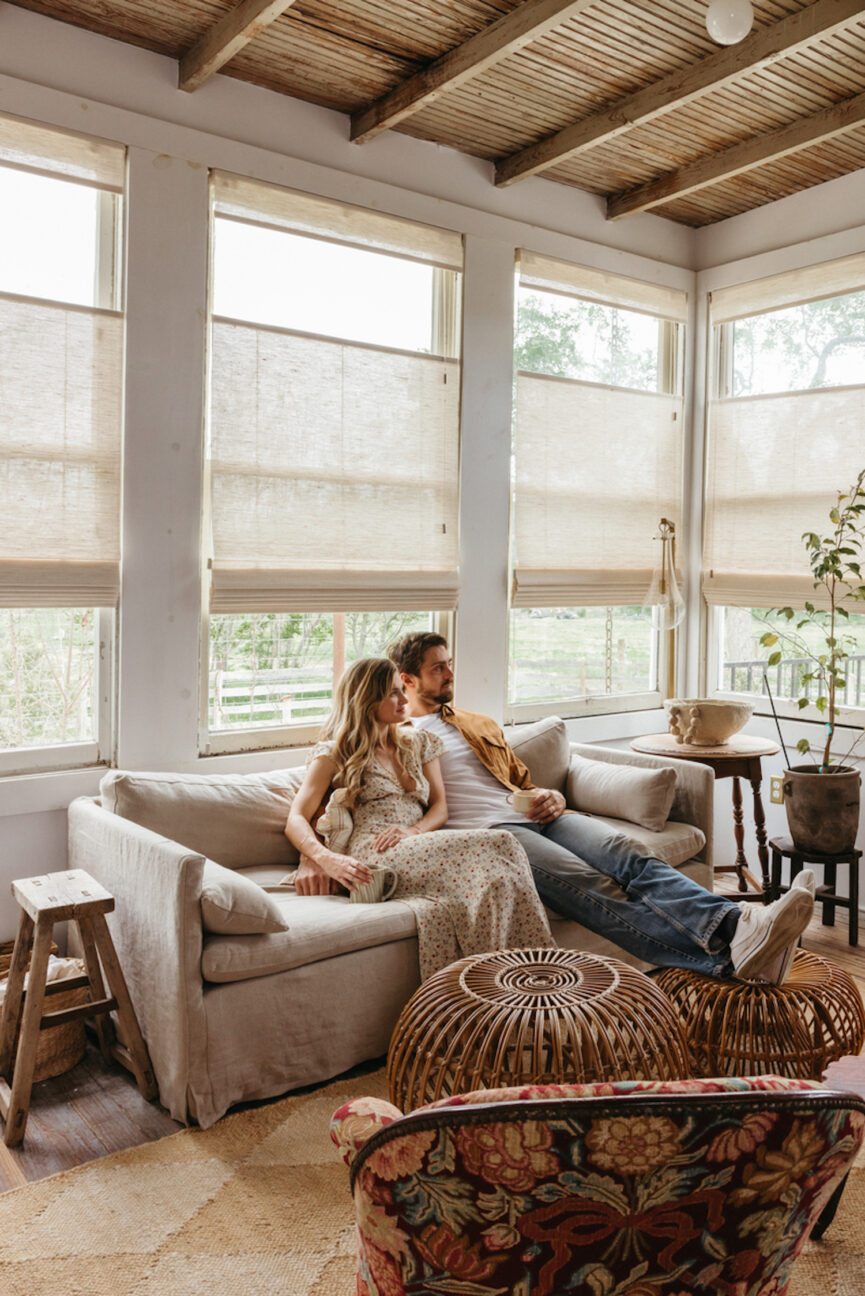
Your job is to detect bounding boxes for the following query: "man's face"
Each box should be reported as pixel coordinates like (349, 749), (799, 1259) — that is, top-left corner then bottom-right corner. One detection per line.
(406, 644), (454, 710)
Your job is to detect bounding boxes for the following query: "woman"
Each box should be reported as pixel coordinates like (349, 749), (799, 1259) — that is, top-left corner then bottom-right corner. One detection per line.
(285, 657), (555, 979)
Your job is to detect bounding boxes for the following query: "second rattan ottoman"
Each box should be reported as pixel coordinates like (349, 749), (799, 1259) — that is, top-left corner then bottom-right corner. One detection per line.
(654, 949), (865, 1079)
(387, 947), (692, 1112)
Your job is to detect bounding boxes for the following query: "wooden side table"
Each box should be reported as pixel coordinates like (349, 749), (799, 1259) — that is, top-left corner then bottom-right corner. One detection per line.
(770, 835), (860, 945)
(0, 868), (157, 1146)
(631, 733), (779, 900)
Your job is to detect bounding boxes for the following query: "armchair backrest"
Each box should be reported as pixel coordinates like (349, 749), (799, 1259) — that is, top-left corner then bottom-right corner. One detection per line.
(334, 1076), (865, 1296)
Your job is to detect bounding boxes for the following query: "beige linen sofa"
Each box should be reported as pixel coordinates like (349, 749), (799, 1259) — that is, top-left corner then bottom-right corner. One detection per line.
(67, 717), (713, 1128)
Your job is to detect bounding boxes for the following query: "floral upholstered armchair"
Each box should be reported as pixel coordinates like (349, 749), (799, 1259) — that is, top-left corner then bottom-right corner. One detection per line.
(331, 1075), (865, 1296)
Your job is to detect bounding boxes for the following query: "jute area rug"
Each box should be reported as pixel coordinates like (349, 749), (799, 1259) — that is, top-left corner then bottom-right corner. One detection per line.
(0, 1065), (862, 1296)
(0, 1067), (389, 1296)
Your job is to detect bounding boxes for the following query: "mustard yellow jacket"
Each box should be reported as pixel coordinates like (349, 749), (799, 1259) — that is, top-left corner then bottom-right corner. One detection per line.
(438, 704), (536, 792)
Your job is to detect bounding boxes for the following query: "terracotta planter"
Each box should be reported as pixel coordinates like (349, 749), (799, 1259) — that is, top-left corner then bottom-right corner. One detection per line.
(782, 765), (861, 855)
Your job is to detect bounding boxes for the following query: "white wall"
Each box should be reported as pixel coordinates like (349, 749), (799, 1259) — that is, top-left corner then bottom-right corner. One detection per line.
(0, 7), (863, 932)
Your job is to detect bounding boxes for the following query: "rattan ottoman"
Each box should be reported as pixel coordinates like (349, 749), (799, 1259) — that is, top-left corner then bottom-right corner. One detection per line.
(387, 947), (691, 1112)
(654, 949), (865, 1080)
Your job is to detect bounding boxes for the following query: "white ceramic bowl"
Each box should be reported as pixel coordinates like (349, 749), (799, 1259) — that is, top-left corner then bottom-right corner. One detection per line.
(663, 698), (754, 746)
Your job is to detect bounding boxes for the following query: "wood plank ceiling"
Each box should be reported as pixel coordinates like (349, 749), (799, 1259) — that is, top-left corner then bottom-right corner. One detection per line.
(9, 0), (865, 226)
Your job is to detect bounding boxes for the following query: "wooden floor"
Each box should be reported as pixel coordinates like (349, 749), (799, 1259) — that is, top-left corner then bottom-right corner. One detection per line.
(0, 907), (863, 1194)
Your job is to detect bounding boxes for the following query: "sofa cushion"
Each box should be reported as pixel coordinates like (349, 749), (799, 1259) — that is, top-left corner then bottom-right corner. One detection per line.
(506, 716), (569, 792)
(99, 768), (306, 868)
(201, 860), (289, 935)
(201, 890), (417, 983)
(570, 814), (706, 868)
(566, 753), (676, 832)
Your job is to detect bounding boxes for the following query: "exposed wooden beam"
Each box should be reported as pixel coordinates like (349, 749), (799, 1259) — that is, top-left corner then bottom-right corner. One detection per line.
(606, 90), (865, 219)
(495, 0), (865, 186)
(179, 0), (299, 93)
(351, 0), (597, 145)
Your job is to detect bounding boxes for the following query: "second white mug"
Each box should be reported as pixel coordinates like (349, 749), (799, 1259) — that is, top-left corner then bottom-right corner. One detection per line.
(349, 863), (398, 904)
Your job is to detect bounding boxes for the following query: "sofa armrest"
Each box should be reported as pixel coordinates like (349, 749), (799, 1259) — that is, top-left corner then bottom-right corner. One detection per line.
(568, 742), (714, 872)
(67, 796), (207, 1124)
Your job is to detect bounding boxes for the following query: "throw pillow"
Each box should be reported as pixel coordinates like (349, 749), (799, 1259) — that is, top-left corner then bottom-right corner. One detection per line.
(201, 859), (289, 935)
(566, 753), (677, 833)
(506, 716), (569, 792)
(99, 767), (307, 868)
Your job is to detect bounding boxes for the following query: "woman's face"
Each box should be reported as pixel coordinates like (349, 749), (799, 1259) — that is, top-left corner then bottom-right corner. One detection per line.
(375, 675), (408, 727)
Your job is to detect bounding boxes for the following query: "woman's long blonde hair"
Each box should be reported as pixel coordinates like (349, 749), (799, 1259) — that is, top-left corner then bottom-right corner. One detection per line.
(320, 657), (414, 806)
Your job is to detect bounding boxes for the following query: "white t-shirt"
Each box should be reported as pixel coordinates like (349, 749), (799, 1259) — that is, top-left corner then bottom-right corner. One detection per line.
(410, 712), (532, 830)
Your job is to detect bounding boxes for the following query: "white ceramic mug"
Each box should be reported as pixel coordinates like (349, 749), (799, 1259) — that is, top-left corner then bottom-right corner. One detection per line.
(349, 863), (398, 905)
(506, 789), (537, 814)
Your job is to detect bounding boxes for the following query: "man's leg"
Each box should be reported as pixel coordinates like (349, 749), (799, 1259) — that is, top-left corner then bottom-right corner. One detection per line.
(542, 813), (738, 954)
(497, 822), (734, 976)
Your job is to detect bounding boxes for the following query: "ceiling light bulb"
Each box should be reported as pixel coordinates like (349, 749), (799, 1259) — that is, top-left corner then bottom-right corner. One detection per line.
(706, 0), (754, 45)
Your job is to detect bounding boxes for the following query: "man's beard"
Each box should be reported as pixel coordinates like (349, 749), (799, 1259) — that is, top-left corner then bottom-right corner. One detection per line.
(421, 681), (454, 707)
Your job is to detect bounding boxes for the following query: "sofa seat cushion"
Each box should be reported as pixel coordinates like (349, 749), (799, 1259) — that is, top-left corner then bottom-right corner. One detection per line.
(201, 890), (417, 983)
(568, 814), (706, 868)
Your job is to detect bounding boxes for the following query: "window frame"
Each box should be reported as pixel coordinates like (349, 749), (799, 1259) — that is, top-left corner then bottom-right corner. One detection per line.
(0, 149), (123, 777)
(505, 276), (684, 724)
(201, 182), (462, 755)
(200, 610), (453, 756)
(704, 299), (865, 730)
(0, 607), (116, 776)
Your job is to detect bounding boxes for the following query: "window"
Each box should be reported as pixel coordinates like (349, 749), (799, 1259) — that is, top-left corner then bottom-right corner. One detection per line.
(0, 114), (124, 774)
(204, 173), (462, 751)
(704, 253), (865, 720)
(508, 252), (686, 719)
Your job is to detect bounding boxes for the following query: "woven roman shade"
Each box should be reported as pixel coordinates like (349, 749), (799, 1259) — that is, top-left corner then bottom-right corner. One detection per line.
(0, 113), (125, 609)
(703, 255), (865, 610)
(512, 253), (686, 608)
(208, 173), (463, 613)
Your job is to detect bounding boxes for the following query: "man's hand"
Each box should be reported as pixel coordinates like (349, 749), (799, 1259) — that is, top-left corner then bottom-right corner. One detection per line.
(526, 788), (566, 824)
(294, 854), (339, 896)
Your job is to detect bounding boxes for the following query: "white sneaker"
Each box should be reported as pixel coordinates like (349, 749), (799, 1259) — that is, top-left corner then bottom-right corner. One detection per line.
(729, 886), (814, 981)
(749, 939), (799, 986)
(790, 868), (816, 898)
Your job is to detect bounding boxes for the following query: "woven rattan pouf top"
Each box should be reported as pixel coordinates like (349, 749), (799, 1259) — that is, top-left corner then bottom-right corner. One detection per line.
(387, 947), (692, 1112)
(654, 948), (865, 1080)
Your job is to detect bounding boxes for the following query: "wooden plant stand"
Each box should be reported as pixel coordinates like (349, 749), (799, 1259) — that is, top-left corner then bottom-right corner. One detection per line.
(0, 869), (157, 1147)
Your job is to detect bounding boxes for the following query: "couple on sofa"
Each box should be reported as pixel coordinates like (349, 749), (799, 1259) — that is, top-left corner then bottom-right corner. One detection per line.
(286, 632), (814, 984)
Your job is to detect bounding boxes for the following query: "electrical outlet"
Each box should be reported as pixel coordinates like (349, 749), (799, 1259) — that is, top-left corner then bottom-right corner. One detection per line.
(770, 776), (785, 805)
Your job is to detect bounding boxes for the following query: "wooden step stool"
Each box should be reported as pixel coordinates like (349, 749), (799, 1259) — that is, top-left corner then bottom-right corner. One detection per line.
(0, 869), (157, 1146)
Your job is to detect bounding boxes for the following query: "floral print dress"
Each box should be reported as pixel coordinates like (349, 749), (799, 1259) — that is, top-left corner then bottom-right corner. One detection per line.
(313, 730), (555, 980)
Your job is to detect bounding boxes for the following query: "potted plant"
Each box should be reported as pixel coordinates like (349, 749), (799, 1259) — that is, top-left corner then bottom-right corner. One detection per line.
(759, 469), (865, 855)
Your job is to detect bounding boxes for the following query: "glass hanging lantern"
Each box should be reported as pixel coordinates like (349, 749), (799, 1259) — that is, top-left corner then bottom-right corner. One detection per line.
(645, 518), (685, 632)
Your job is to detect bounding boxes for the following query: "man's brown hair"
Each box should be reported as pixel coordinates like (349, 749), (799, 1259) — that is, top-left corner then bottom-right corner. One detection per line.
(387, 631), (449, 678)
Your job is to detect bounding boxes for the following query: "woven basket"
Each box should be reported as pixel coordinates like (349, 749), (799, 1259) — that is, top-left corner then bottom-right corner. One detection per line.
(0, 941), (87, 1083)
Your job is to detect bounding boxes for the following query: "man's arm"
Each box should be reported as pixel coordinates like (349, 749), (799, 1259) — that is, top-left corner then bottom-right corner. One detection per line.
(294, 852), (339, 896)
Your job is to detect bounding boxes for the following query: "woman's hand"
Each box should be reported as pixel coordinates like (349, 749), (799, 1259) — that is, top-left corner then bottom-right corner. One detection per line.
(319, 851), (374, 890)
(373, 825), (419, 853)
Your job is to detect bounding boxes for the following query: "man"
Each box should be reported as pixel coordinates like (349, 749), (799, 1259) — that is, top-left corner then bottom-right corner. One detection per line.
(386, 631), (813, 983)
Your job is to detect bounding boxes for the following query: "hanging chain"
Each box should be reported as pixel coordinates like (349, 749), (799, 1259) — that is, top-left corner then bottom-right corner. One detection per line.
(605, 606), (613, 694)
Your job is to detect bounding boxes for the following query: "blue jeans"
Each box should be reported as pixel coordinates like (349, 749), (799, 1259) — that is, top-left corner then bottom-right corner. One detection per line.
(493, 815), (739, 976)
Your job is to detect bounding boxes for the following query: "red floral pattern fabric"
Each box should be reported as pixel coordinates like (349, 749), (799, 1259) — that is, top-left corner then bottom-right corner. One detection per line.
(331, 1077), (864, 1296)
